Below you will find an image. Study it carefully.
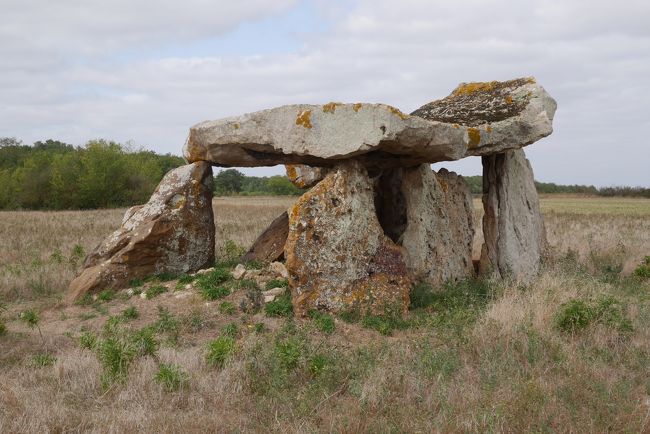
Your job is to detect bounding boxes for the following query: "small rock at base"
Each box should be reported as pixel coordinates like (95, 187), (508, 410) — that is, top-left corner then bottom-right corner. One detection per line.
(232, 264), (246, 280)
(263, 287), (285, 297)
(268, 262), (288, 278)
(264, 295), (276, 303)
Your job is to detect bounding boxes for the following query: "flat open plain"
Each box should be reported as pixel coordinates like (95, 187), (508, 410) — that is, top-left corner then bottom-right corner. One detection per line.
(1, 195), (649, 433)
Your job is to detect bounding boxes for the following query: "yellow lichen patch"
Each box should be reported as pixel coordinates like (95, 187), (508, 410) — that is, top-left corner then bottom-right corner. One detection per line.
(387, 106), (409, 120)
(453, 81), (499, 96)
(505, 95), (513, 105)
(322, 102), (342, 113)
(353, 103), (363, 112)
(286, 164), (298, 183)
(486, 126), (493, 133)
(295, 110), (313, 129)
(453, 123), (460, 129)
(467, 127), (481, 149)
(233, 123), (240, 129)
(526, 77), (536, 84)
(438, 177), (449, 193)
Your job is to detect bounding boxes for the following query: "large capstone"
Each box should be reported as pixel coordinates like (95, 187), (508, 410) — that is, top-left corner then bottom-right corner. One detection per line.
(285, 161), (411, 316)
(400, 165), (475, 285)
(184, 78), (555, 169)
(479, 149), (547, 282)
(67, 162), (215, 302)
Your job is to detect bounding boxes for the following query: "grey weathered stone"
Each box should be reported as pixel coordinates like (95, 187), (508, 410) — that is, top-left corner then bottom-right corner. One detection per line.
(184, 78), (555, 168)
(479, 148), (547, 282)
(400, 165), (475, 285)
(67, 162), (215, 302)
(285, 161), (411, 316)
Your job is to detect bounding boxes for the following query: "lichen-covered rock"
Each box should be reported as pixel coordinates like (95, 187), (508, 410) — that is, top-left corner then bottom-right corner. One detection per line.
(479, 149), (547, 282)
(400, 165), (475, 285)
(285, 164), (327, 189)
(285, 161), (411, 316)
(183, 78), (555, 168)
(241, 211), (289, 264)
(411, 77), (556, 157)
(67, 162), (215, 302)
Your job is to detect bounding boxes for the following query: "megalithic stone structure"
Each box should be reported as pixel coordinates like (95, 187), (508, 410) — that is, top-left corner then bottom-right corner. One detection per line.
(68, 77), (556, 313)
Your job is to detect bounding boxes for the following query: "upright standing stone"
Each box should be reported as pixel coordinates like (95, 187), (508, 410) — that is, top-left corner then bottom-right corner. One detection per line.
(285, 161), (411, 316)
(479, 149), (547, 282)
(67, 162), (215, 302)
(400, 165), (475, 286)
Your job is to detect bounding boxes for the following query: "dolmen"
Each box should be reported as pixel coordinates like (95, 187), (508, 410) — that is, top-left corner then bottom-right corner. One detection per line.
(68, 77), (557, 316)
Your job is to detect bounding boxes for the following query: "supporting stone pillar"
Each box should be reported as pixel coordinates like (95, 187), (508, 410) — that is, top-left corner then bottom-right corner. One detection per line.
(400, 165), (475, 286)
(285, 161), (411, 316)
(479, 148), (547, 282)
(67, 162), (215, 302)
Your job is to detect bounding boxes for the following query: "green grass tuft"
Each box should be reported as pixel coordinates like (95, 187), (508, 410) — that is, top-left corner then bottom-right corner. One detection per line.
(265, 291), (293, 317)
(154, 363), (189, 392)
(205, 336), (235, 368)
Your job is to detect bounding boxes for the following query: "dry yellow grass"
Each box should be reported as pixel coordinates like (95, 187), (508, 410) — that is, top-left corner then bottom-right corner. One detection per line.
(1, 195), (649, 433)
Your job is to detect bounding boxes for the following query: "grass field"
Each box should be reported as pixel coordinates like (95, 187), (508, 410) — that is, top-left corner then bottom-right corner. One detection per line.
(1, 195), (649, 432)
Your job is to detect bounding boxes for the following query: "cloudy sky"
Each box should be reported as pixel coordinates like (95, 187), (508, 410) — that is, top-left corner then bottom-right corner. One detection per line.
(1, 0), (649, 186)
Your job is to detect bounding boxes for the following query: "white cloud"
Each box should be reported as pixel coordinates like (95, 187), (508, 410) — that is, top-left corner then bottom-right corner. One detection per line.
(1, 0), (649, 186)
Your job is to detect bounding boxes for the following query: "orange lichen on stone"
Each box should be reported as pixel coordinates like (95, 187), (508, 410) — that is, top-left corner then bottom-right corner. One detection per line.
(295, 110), (313, 129)
(452, 81), (499, 96)
(387, 105), (409, 120)
(233, 123), (240, 129)
(486, 126), (493, 133)
(453, 123), (460, 129)
(353, 103), (363, 112)
(286, 164), (298, 183)
(505, 95), (513, 105)
(322, 102), (342, 113)
(467, 127), (481, 149)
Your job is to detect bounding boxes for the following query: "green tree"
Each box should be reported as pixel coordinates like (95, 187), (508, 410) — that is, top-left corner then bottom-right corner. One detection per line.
(214, 169), (246, 195)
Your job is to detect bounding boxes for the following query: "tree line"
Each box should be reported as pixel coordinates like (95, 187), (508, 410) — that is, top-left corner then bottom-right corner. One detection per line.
(0, 137), (647, 211)
(0, 138), (185, 210)
(462, 176), (650, 198)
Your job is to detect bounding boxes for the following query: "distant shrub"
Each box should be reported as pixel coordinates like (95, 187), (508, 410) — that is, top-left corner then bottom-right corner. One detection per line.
(154, 363), (189, 392)
(634, 256), (650, 279)
(205, 336), (235, 368)
(265, 291), (293, 317)
(31, 353), (56, 367)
